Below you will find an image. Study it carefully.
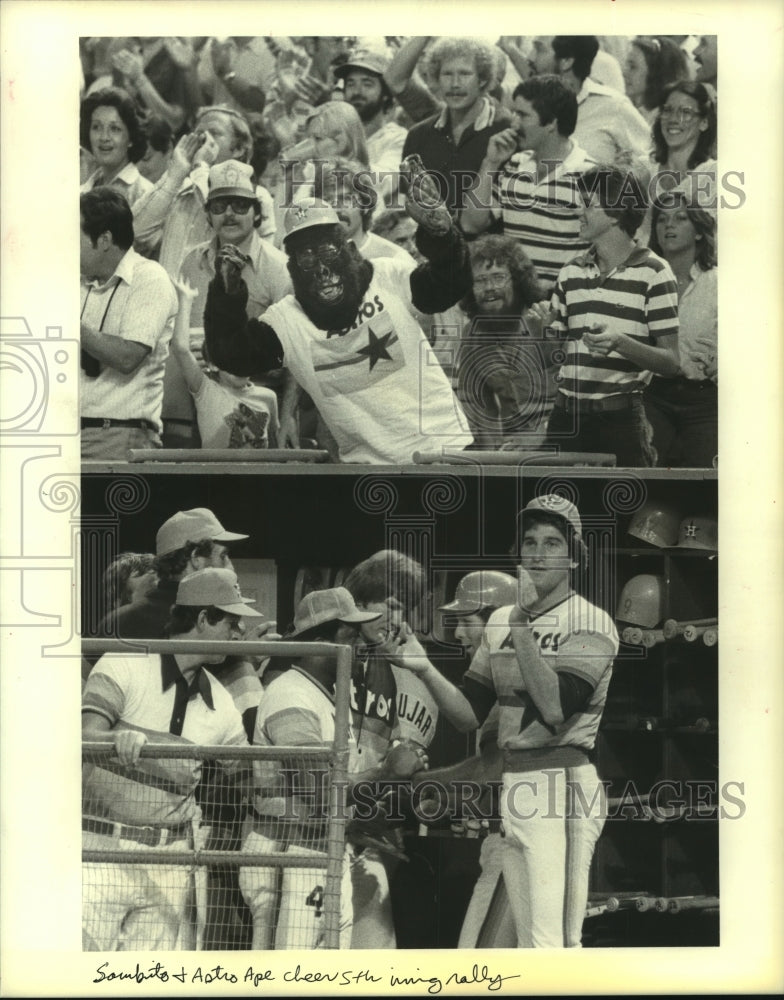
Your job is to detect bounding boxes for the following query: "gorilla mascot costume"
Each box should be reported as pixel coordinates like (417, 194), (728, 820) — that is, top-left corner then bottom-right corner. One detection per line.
(204, 159), (475, 464)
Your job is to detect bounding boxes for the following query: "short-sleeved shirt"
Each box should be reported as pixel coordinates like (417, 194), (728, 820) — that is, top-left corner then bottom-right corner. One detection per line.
(193, 376), (279, 449)
(465, 596), (618, 754)
(82, 652), (248, 826)
(494, 144), (596, 292)
(80, 247), (178, 431)
(548, 245), (679, 400)
(573, 78), (652, 167)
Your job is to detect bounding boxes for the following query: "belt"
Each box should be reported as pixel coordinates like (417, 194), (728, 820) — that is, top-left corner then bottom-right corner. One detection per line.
(81, 417), (158, 432)
(82, 816), (192, 847)
(555, 392), (640, 415)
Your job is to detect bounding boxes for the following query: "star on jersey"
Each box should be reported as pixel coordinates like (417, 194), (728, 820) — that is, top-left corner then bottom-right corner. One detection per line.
(356, 326), (393, 371)
(516, 689), (556, 736)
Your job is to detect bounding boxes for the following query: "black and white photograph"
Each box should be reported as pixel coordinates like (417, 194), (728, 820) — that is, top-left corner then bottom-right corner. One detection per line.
(0, 1), (782, 996)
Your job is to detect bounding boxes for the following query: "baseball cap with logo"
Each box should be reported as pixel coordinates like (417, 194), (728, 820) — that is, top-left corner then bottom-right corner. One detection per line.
(519, 494), (583, 539)
(283, 197), (341, 243)
(207, 159), (257, 201)
(156, 508), (248, 556)
(175, 568), (264, 616)
(334, 47), (391, 79)
(289, 587), (381, 638)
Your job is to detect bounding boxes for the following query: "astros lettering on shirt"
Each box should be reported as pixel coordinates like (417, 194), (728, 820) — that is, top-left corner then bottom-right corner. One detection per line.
(464, 594), (619, 753)
(262, 257), (472, 463)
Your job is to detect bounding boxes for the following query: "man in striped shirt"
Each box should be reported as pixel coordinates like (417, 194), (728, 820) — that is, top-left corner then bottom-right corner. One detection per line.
(462, 75), (595, 293)
(533, 166), (680, 467)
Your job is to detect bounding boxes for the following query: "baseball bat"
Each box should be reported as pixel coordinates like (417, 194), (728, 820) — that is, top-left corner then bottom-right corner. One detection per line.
(683, 624), (710, 642)
(412, 450), (616, 467)
(662, 617), (718, 640)
(640, 629), (665, 648)
(635, 896), (662, 912)
(622, 627), (643, 645)
(703, 628), (718, 646)
(667, 896), (720, 913)
(128, 448), (330, 463)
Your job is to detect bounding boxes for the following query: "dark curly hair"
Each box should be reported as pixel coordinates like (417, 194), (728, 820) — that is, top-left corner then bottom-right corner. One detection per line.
(80, 87), (147, 163)
(652, 80), (717, 169)
(461, 235), (543, 317)
(576, 167), (648, 238)
(153, 538), (216, 584)
(343, 550), (425, 618)
(629, 36), (689, 113)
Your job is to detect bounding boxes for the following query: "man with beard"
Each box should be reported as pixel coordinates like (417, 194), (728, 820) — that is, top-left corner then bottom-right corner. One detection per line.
(456, 235), (551, 450)
(334, 47), (408, 211)
(203, 167), (474, 464)
(461, 75), (595, 294)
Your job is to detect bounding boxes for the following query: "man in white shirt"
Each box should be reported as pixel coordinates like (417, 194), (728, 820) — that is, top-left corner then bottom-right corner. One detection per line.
(537, 36), (651, 169)
(80, 187), (177, 460)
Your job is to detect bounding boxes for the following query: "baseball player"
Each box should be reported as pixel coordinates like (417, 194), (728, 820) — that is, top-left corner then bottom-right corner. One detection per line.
(391, 495), (619, 948)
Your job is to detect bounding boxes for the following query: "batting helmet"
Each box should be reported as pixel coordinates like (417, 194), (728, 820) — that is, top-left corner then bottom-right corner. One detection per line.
(616, 574), (665, 627)
(628, 501), (682, 548)
(439, 571), (518, 614)
(677, 515), (718, 551)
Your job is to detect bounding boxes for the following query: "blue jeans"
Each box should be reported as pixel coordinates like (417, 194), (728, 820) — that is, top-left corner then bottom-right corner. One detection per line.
(644, 378), (718, 468)
(545, 394), (656, 467)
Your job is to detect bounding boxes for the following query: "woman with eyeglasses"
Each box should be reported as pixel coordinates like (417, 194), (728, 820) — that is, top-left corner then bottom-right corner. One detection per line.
(623, 37), (690, 126)
(644, 194), (717, 467)
(649, 80), (717, 206)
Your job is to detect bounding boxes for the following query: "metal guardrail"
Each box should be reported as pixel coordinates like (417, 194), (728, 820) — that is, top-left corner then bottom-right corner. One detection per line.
(82, 637), (354, 949)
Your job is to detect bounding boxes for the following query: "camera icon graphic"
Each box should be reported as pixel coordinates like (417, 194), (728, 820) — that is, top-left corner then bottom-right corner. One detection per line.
(0, 317), (79, 436)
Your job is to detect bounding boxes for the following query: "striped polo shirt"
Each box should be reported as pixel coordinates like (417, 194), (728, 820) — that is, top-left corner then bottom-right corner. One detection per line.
(549, 245), (679, 401)
(495, 144), (596, 291)
(82, 652), (248, 827)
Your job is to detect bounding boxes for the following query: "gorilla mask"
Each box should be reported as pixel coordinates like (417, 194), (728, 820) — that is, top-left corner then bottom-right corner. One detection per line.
(286, 223), (372, 331)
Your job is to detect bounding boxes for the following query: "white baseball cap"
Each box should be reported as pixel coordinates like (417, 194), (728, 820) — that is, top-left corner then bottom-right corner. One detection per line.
(156, 508), (248, 556)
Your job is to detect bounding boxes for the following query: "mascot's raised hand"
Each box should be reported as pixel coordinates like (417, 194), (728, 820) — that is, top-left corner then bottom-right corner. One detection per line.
(215, 243), (251, 294)
(400, 154), (452, 236)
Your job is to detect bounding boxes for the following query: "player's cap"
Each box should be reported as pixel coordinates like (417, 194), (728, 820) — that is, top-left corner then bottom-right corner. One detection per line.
(519, 494), (583, 539)
(283, 197), (341, 242)
(628, 500), (682, 548)
(206, 159), (258, 202)
(175, 568), (264, 616)
(156, 508), (248, 556)
(289, 587), (381, 638)
(677, 515), (718, 551)
(616, 574), (665, 628)
(439, 571), (518, 613)
(333, 47), (391, 79)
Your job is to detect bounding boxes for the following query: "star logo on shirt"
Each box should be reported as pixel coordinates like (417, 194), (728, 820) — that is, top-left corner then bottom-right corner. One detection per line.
(516, 690), (556, 736)
(356, 326), (393, 371)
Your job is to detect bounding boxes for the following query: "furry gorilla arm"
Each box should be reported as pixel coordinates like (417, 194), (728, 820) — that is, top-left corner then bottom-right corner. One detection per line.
(203, 277), (285, 378)
(410, 224), (473, 314)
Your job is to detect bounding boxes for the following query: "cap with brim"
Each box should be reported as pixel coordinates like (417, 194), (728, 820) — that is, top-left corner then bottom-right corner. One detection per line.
(206, 159), (259, 203)
(283, 198), (341, 242)
(289, 587), (381, 638)
(333, 49), (390, 79)
(175, 568), (264, 617)
(519, 494), (583, 539)
(156, 507), (248, 556)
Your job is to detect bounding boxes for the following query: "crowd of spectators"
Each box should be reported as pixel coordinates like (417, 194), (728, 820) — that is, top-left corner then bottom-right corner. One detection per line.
(79, 34), (718, 468)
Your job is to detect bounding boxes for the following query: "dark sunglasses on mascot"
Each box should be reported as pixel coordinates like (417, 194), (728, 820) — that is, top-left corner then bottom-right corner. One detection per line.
(208, 197), (256, 215)
(294, 244), (341, 271)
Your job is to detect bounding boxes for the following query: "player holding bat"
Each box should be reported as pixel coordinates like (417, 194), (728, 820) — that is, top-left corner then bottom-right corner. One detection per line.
(389, 494), (619, 948)
(203, 156), (474, 464)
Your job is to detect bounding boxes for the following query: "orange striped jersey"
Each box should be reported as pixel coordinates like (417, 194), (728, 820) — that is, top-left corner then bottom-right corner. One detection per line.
(465, 595), (618, 754)
(549, 245), (679, 400)
(82, 653), (248, 827)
